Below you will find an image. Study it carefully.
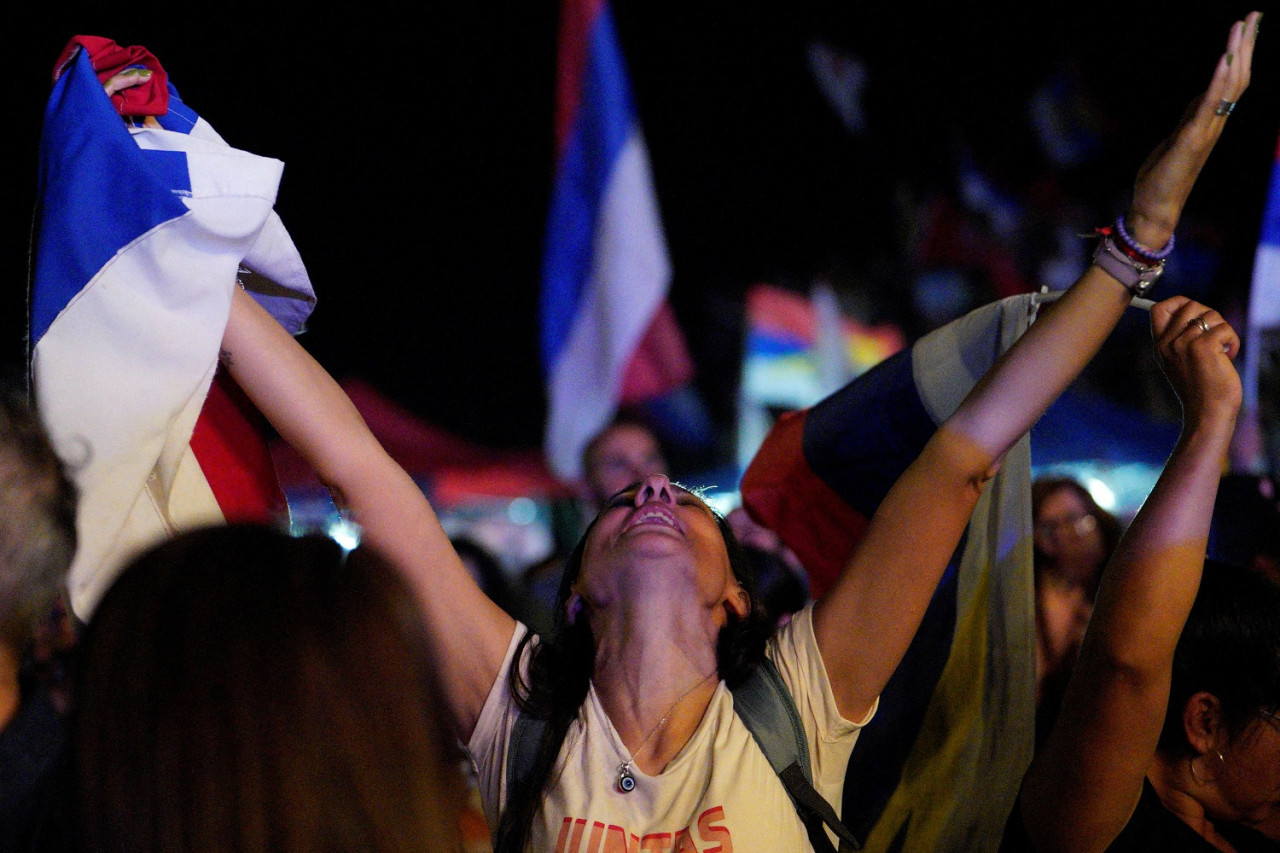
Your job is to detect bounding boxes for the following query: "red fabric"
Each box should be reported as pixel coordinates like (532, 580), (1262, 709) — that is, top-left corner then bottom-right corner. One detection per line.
(619, 301), (695, 404)
(53, 35), (170, 117)
(189, 370), (288, 524)
(270, 379), (573, 508)
(739, 408), (869, 599)
(914, 196), (1030, 299)
(553, 0), (609, 157)
(747, 283), (821, 341)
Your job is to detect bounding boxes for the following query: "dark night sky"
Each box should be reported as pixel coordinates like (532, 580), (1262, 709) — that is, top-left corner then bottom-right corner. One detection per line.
(10, 4), (1278, 462)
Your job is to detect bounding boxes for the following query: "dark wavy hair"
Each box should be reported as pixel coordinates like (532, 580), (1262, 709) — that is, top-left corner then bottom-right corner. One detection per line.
(1157, 558), (1280, 754)
(492, 502), (774, 851)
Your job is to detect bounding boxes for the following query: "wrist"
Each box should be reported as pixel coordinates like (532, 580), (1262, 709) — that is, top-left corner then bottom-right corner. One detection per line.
(1178, 404), (1240, 457)
(1114, 214), (1175, 263)
(1090, 231), (1165, 297)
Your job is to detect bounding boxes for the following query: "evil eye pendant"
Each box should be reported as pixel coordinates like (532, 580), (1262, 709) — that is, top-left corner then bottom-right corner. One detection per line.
(617, 764), (636, 793)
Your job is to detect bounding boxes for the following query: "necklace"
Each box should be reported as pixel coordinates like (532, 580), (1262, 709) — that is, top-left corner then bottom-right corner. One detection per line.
(612, 671), (716, 794)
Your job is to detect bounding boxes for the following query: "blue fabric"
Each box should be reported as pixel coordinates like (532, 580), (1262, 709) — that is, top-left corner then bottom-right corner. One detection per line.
(539, 4), (636, 372)
(31, 51), (189, 344)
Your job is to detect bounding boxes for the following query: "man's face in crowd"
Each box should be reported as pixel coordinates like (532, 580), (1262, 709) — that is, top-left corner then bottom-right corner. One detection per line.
(585, 424), (667, 509)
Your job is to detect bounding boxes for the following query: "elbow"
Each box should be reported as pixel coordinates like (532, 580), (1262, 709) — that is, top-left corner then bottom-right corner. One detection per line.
(973, 458), (1001, 491)
(923, 427), (1002, 499)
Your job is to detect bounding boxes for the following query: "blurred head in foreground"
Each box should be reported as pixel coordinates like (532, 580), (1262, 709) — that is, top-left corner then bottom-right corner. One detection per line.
(72, 524), (466, 852)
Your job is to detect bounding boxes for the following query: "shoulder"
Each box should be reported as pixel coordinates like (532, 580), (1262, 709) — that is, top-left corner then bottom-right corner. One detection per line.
(767, 604), (876, 729)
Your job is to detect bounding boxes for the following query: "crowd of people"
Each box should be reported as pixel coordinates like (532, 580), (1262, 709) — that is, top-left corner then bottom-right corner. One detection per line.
(2, 10), (1277, 853)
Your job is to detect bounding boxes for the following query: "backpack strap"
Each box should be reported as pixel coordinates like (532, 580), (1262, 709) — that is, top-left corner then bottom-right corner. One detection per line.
(505, 708), (546, 817)
(731, 658), (863, 852)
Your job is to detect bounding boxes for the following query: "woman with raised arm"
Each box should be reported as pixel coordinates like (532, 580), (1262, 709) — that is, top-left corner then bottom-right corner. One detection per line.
(1001, 295), (1279, 851)
(209, 13), (1259, 852)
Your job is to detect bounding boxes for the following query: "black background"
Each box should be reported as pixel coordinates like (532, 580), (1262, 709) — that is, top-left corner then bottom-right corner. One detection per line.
(10, 4), (1278, 462)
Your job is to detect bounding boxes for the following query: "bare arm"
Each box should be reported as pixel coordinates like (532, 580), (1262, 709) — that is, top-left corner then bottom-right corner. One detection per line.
(220, 288), (515, 740)
(1017, 297), (1242, 853)
(812, 11), (1259, 722)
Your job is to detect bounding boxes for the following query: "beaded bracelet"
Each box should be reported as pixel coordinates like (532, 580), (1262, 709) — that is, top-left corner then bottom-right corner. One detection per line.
(1113, 214), (1175, 263)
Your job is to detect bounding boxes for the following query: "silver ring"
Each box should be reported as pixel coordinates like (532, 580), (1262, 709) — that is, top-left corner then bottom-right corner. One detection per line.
(1215, 99), (1237, 117)
(1194, 317), (1212, 334)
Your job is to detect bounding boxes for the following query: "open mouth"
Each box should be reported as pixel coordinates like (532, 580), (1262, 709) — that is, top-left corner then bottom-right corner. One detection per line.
(623, 505), (681, 534)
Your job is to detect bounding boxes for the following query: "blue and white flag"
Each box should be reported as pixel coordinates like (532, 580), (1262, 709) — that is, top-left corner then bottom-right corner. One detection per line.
(29, 39), (315, 619)
(540, 0), (690, 481)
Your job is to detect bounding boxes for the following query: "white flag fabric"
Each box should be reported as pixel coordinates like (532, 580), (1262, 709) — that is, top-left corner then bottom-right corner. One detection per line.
(30, 39), (314, 619)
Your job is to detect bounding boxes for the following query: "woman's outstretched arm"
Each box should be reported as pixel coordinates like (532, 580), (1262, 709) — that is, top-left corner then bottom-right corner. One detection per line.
(1016, 299), (1242, 853)
(220, 287), (516, 740)
(812, 11), (1260, 723)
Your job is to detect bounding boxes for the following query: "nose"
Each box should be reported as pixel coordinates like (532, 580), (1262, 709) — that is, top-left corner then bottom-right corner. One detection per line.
(633, 474), (676, 506)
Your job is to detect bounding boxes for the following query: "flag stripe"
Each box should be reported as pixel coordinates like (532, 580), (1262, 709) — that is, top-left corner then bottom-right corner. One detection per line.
(541, 1), (677, 480)
(543, 131), (669, 478)
(804, 349), (938, 521)
(740, 408), (871, 599)
(541, 3), (639, 372)
(32, 40), (313, 619)
(31, 54), (189, 343)
(553, 0), (607, 155)
(1243, 135), (1280, 419)
(189, 372), (288, 523)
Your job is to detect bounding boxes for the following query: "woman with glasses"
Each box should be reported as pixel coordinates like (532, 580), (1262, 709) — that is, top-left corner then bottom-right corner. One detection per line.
(1031, 476), (1123, 742)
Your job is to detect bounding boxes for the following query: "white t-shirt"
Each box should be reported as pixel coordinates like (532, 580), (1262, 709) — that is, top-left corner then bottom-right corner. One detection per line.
(468, 604), (874, 852)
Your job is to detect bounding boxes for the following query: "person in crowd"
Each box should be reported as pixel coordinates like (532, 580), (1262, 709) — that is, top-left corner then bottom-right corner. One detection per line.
(71, 524), (470, 852)
(580, 415), (670, 512)
(0, 379), (79, 853)
(1031, 475), (1123, 741)
(1003, 98), (1279, 853)
(518, 415), (670, 635)
(727, 506), (811, 625)
(208, 13), (1255, 850)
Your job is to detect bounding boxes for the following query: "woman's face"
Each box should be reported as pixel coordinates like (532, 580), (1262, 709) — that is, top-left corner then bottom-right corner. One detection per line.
(1033, 487), (1107, 573)
(1214, 709), (1280, 829)
(576, 475), (741, 617)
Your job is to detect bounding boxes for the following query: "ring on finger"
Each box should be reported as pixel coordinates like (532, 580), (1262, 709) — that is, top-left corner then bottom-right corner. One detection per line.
(1193, 316), (1212, 334)
(1215, 99), (1237, 117)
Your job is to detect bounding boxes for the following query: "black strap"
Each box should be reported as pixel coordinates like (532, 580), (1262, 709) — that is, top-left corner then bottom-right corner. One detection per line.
(780, 763), (862, 852)
(731, 658), (812, 778)
(505, 707), (545, 811)
(732, 661), (862, 851)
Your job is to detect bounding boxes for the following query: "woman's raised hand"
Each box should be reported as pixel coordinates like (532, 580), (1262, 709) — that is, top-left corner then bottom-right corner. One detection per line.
(1150, 296), (1243, 431)
(1126, 11), (1261, 249)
